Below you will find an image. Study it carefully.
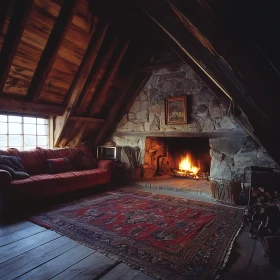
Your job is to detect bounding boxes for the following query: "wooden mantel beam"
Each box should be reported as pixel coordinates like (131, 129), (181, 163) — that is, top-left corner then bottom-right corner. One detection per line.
(25, 0), (76, 103)
(0, 0), (33, 94)
(54, 20), (109, 146)
(0, 97), (63, 116)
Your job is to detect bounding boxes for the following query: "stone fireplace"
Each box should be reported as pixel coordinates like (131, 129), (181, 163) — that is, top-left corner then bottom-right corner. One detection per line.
(109, 63), (278, 188)
(143, 137), (210, 179)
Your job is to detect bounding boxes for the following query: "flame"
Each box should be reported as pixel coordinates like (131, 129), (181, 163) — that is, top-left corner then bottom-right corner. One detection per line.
(179, 153), (200, 174)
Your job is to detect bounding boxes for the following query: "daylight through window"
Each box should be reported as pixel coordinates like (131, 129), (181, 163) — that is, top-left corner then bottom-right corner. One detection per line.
(0, 115), (49, 150)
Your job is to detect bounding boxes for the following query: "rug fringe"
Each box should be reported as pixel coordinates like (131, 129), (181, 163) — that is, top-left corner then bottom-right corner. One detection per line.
(215, 222), (244, 279)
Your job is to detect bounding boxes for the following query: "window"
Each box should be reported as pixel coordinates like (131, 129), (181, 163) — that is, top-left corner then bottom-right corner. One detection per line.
(0, 114), (50, 150)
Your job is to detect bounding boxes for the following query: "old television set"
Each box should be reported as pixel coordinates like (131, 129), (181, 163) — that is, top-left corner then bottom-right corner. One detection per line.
(96, 146), (121, 161)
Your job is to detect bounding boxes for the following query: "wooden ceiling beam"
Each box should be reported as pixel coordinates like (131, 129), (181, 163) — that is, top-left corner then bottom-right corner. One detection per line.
(139, 58), (184, 72)
(89, 40), (130, 117)
(54, 20), (109, 147)
(0, 0), (11, 34)
(95, 72), (151, 145)
(0, 97), (63, 116)
(69, 116), (105, 123)
(25, 0), (77, 103)
(0, 0), (33, 94)
(74, 35), (120, 116)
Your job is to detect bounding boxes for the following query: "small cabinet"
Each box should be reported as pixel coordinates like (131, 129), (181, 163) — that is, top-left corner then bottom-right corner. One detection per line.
(96, 146), (122, 161)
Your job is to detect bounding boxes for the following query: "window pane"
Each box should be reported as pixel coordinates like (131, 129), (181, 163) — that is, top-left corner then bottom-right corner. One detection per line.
(24, 135), (36, 146)
(8, 116), (22, 123)
(37, 118), (48, 125)
(37, 125), (47, 135)
(24, 117), (36, 124)
(0, 135), (7, 146)
(9, 123), (22, 134)
(0, 146), (7, 150)
(24, 124), (36, 135)
(0, 115), (7, 122)
(0, 122), (7, 134)
(37, 135), (48, 146)
(9, 135), (22, 147)
(23, 146), (36, 150)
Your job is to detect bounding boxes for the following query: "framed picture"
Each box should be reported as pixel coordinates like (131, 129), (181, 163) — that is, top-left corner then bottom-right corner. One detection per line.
(165, 96), (187, 125)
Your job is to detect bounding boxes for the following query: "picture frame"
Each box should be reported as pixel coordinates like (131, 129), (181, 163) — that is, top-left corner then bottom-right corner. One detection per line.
(165, 96), (187, 125)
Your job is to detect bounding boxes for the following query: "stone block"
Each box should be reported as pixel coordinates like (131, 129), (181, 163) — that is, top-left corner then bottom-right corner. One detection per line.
(199, 88), (213, 103)
(210, 138), (244, 156)
(133, 123), (145, 131)
(210, 158), (232, 180)
(136, 109), (148, 122)
(210, 148), (224, 161)
(240, 136), (257, 153)
(144, 122), (151, 132)
(209, 105), (222, 118)
(161, 80), (175, 93)
(127, 112), (136, 121)
(130, 101), (141, 113)
(151, 115), (160, 131)
(118, 121), (134, 132)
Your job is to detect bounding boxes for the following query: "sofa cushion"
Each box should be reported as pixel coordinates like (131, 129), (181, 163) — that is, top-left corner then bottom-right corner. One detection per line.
(0, 155), (30, 180)
(8, 148), (46, 175)
(46, 157), (74, 174)
(10, 169), (110, 199)
(73, 153), (98, 170)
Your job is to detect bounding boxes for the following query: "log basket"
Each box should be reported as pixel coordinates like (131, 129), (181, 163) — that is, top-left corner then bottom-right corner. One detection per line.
(210, 177), (242, 205)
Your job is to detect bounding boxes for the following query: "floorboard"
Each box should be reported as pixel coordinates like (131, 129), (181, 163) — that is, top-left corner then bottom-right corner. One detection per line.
(0, 225), (46, 247)
(100, 263), (142, 280)
(0, 230), (61, 264)
(52, 251), (118, 280)
(0, 236), (71, 278)
(0, 221), (33, 237)
(16, 244), (94, 280)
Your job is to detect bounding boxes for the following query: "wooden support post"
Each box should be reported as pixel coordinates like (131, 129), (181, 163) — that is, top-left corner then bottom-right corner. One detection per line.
(0, 0), (33, 93)
(25, 0), (77, 102)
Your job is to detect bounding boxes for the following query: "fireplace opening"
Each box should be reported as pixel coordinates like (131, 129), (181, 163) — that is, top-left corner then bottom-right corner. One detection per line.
(144, 137), (211, 180)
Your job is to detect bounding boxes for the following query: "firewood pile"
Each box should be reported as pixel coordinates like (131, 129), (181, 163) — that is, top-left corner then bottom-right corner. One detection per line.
(243, 186), (280, 240)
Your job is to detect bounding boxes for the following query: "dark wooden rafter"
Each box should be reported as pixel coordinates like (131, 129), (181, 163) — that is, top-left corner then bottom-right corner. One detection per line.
(69, 116), (105, 123)
(0, 0), (33, 94)
(95, 72), (151, 145)
(54, 20), (109, 146)
(139, 58), (184, 72)
(74, 34), (120, 116)
(89, 40), (131, 117)
(0, 0), (11, 34)
(0, 97), (63, 116)
(25, 0), (77, 103)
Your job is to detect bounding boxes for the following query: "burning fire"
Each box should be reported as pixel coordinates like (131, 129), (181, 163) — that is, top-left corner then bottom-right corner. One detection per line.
(179, 153), (200, 175)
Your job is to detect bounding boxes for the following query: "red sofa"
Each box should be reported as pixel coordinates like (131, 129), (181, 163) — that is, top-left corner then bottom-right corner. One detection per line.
(0, 145), (113, 202)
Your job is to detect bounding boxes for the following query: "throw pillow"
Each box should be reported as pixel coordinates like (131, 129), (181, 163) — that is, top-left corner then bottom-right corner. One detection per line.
(0, 155), (30, 180)
(46, 157), (74, 174)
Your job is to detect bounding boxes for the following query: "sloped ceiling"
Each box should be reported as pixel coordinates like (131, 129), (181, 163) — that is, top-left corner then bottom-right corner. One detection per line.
(1, 0), (280, 166)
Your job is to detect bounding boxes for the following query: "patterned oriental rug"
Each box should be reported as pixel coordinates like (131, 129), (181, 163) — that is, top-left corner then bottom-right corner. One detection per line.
(29, 189), (243, 280)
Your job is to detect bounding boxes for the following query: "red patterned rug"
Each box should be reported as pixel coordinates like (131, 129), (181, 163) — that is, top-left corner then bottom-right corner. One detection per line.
(29, 188), (243, 280)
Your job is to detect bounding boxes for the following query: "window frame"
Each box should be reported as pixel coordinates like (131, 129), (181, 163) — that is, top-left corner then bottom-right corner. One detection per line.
(0, 113), (52, 151)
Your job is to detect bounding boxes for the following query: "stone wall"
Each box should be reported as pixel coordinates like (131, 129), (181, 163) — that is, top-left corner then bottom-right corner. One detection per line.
(116, 64), (239, 134)
(111, 64), (278, 180)
(210, 137), (278, 180)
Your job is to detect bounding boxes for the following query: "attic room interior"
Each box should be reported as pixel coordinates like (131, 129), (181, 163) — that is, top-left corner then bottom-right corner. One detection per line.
(1, 0), (280, 279)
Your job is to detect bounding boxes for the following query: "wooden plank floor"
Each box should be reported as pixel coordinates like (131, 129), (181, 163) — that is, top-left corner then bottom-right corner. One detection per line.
(0, 221), (154, 280)
(1, 220), (280, 280)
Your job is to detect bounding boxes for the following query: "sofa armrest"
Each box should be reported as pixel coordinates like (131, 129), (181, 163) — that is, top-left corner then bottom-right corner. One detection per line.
(98, 160), (114, 173)
(0, 169), (12, 191)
